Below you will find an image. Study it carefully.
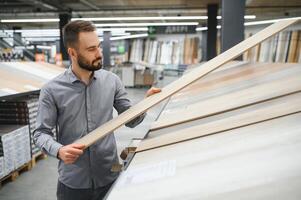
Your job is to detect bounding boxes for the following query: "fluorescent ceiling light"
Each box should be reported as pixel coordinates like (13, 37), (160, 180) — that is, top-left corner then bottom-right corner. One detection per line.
(98, 27), (148, 31)
(102, 32), (131, 36)
(15, 29), (59, 33)
(95, 22), (198, 27)
(244, 17), (301, 26)
(99, 33), (148, 41)
(1, 19), (59, 23)
(36, 45), (52, 50)
(14, 46), (26, 50)
(73, 16), (208, 21)
(110, 33), (148, 41)
(73, 15), (256, 21)
(26, 46), (35, 50)
(196, 25), (221, 31)
(216, 15), (256, 19)
(243, 15), (257, 19)
(0, 15), (256, 23)
(195, 27), (208, 31)
(196, 17), (301, 31)
(25, 37), (59, 42)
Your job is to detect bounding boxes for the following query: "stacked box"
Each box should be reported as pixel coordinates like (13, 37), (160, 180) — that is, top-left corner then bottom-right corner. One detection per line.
(0, 130), (15, 177)
(0, 95), (57, 156)
(14, 126), (31, 168)
(0, 156), (4, 179)
(0, 125), (31, 178)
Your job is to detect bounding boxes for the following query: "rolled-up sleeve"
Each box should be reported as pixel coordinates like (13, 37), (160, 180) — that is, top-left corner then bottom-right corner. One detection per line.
(33, 87), (63, 157)
(113, 75), (146, 128)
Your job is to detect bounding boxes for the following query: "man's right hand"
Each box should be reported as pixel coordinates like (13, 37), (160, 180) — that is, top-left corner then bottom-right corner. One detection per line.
(58, 143), (85, 164)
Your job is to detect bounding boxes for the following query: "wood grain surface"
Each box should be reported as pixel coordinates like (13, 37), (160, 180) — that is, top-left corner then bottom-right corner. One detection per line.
(137, 92), (301, 152)
(76, 18), (299, 147)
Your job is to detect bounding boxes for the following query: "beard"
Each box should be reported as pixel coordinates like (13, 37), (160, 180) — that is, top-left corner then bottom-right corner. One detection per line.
(77, 53), (102, 71)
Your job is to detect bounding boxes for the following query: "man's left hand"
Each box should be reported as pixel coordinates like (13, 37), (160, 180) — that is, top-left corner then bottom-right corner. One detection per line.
(145, 87), (161, 98)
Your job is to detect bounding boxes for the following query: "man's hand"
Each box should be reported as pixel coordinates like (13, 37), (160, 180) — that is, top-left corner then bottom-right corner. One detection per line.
(145, 87), (161, 98)
(58, 143), (85, 164)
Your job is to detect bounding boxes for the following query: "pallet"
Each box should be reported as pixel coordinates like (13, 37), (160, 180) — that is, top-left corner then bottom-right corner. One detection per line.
(31, 151), (47, 168)
(0, 161), (32, 188)
(0, 152), (47, 188)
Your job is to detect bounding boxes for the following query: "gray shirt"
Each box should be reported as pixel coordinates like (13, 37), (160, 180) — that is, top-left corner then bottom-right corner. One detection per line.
(33, 67), (145, 189)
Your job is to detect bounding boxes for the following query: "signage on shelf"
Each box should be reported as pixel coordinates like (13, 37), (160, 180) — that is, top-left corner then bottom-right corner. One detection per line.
(148, 26), (196, 34)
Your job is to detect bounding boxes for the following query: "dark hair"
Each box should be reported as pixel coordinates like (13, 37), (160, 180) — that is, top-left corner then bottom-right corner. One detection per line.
(62, 20), (96, 49)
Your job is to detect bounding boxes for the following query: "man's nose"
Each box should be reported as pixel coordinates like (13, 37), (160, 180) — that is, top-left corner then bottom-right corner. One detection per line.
(97, 48), (102, 57)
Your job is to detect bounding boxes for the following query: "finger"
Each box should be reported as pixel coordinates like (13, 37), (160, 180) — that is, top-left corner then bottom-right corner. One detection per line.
(66, 157), (78, 163)
(71, 143), (86, 149)
(65, 159), (75, 164)
(152, 88), (161, 93)
(65, 153), (79, 159)
(67, 148), (83, 155)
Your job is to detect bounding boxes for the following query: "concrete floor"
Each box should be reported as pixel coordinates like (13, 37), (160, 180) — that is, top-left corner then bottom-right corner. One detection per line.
(0, 75), (177, 200)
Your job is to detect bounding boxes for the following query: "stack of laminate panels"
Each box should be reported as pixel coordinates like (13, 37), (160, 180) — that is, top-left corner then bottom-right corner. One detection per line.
(0, 96), (57, 155)
(0, 61), (64, 97)
(106, 61), (301, 200)
(0, 125), (31, 179)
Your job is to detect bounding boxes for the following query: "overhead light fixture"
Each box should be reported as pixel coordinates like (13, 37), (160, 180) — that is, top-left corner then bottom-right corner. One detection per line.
(244, 17), (301, 26)
(0, 19), (59, 23)
(196, 25), (221, 31)
(73, 16), (208, 21)
(99, 33), (148, 41)
(73, 15), (256, 21)
(36, 45), (52, 50)
(95, 22), (198, 27)
(0, 15), (257, 23)
(25, 37), (59, 42)
(243, 15), (257, 19)
(17, 29), (60, 37)
(98, 27), (148, 31)
(196, 17), (301, 32)
(26, 46), (35, 50)
(97, 32), (131, 36)
(15, 29), (59, 33)
(216, 15), (256, 19)
(110, 33), (148, 41)
(195, 27), (208, 31)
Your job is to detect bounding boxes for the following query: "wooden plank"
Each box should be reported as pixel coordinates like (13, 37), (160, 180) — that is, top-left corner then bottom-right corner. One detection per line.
(107, 112), (301, 200)
(170, 62), (298, 101)
(1, 62), (63, 81)
(137, 92), (301, 152)
(162, 63), (301, 114)
(151, 73), (301, 130)
(76, 18), (300, 147)
(0, 62), (63, 97)
(157, 62), (299, 122)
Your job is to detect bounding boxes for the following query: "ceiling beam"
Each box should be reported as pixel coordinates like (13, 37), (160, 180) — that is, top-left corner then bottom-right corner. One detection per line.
(79, 0), (99, 11)
(18, 0), (59, 11)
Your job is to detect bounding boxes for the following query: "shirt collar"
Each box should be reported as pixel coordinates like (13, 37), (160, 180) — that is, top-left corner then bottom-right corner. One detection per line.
(67, 66), (97, 84)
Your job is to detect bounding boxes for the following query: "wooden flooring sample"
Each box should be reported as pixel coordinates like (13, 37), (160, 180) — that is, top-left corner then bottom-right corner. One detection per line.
(108, 112), (301, 200)
(76, 18), (299, 147)
(137, 92), (301, 152)
(151, 72), (301, 130)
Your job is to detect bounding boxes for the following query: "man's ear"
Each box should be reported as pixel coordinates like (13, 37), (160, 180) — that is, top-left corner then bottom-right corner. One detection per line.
(68, 47), (77, 60)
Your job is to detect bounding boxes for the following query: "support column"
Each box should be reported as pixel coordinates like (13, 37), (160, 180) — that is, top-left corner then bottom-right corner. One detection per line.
(103, 31), (111, 68)
(206, 4), (218, 61)
(59, 13), (71, 61)
(221, 0), (245, 60)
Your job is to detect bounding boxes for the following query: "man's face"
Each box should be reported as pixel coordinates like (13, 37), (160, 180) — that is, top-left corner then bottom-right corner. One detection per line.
(74, 31), (102, 71)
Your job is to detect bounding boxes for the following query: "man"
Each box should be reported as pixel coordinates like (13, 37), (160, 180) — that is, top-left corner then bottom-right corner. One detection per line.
(33, 20), (161, 200)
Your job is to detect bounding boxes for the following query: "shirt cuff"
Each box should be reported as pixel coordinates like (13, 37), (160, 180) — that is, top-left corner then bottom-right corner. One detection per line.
(48, 142), (63, 158)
